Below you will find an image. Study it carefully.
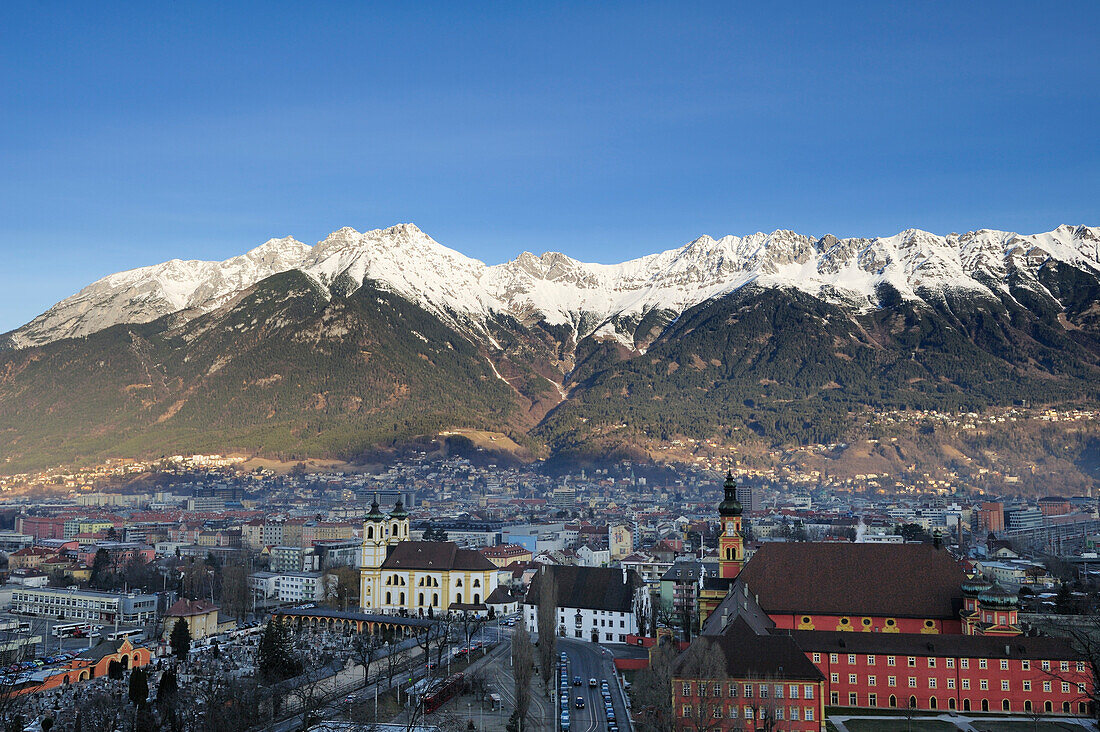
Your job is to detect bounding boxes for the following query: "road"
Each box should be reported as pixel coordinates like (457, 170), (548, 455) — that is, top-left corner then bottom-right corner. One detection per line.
(555, 637), (630, 732)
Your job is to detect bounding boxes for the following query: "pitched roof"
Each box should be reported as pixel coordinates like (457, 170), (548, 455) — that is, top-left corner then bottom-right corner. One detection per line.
(790, 629), (1080, 661)
(380, 541), (496, 572)
(485, 586), (517, 605)
(166, 598), (219, 617)
(77, 638), (133, 663)
(523, 565), (641, 613)
(676, 617), (824, 681)
(736, 542), (965, 619)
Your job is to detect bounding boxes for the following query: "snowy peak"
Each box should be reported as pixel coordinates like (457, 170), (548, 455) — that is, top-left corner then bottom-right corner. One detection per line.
(6, 224), (1099, 350)
(6, 238), (312, 348)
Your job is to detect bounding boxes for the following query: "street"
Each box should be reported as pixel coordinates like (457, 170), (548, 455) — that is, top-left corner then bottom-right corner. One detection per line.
(555, 637), (630, 732)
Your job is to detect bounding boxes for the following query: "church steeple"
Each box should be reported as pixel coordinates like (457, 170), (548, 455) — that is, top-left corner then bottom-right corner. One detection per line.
(718, 469), (743, 517)
(388, 497), (409, 542)
(362, 493), (388, 570)
(717, 469), (744, 579)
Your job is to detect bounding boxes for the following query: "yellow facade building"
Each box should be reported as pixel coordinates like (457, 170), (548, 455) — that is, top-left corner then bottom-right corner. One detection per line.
(359, 499), (499, 616)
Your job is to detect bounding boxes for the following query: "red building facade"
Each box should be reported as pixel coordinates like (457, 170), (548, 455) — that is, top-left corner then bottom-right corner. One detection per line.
(670, 477), (1093, 731)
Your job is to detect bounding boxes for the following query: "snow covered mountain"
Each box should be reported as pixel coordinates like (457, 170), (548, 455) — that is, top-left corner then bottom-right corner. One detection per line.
(6, 237), (311, 349)
(7, 223), (1100, 350)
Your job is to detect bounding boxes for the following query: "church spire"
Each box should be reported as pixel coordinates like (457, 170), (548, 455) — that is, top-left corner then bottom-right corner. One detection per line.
(717, 469), (742, 517)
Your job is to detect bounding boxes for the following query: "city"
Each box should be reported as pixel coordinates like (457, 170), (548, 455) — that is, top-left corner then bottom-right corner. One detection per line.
(2, 2), (1098, 731)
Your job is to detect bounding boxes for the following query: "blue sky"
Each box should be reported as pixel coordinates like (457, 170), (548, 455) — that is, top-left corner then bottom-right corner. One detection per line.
(2, 2), (1098, 332)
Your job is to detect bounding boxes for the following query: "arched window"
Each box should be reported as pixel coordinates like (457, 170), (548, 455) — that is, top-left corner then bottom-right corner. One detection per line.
(393, 523), (399, 535)
(963, 699), (971, 712)
(889, 695), (897, 708)
(1062, 701), (1070, 713)
(1002, 699), (1010, 712)
(367, 526), (374, 539)
(981, 699), (989, 712)
(474, 593), (480, 605)
(399, 592), (405, 605)
(1024, 700), (1032, 712)
(385, 592), (391, 604)
(473, 579), (481, 588)
(419, 593), (424, 606)
(456, 593), (463, 604)
(908, 696), (917, 709)
(1044, 701), (1053, 713)
(456, 579), (463, 587)
(432, 593), (438, 607)
(929, 697), (937, 709)
(949, 698), (956, 710)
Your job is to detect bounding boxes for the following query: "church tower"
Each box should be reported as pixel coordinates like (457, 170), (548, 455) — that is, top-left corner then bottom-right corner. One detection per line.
(388, 497), (410, 545)
(361, 496), (388, 569)
(360, 495), (388, 611)
(717, 470), (745, 579)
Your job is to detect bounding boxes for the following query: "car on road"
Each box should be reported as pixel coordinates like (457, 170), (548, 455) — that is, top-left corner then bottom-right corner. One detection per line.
(572, 675), (581, 686)
(588, 678), (598, 687)
(575, 697), (585, 709)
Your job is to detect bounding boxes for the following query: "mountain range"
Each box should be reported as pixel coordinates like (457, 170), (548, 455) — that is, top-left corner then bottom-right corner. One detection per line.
(2, 223), (1099, 475)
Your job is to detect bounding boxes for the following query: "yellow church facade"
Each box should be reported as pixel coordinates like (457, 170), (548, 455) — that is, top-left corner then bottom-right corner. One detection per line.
(359, 499), (499, 616)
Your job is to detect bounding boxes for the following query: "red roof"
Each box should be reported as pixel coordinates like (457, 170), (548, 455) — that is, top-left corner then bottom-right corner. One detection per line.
(166, 598), (220, 617)
(737, 542), (966, 619)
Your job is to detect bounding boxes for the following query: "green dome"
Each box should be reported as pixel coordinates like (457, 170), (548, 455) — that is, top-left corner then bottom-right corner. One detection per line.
(366, 495), (385, 522)
(962, 574), (993, 597)
(978, 584), (1018, 608)
(389, 497), (409, 520)
(717, 470), (743, 517)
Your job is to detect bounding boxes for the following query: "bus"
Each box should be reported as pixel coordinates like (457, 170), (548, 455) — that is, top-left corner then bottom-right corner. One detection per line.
(51, 622), (94, 639)
(100, 628), (145, 643)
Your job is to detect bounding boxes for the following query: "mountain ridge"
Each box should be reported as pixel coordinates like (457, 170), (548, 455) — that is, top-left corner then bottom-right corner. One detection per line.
(2, 222), (1098, 481)
(6, 223), (1099, 350)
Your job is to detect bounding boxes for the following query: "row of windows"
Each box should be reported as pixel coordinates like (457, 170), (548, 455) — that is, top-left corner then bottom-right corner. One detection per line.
(829, 692), (1088, 715)
(681, 682), (815, 699)
(814, 653), (1081, 673)
(828, 674), (1081, 694)
(680, 704), (815, 721)
(13, 596), (117, 610)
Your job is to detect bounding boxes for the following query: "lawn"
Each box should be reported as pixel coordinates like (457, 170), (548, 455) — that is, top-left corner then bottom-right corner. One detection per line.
(971, 721), (1092, 732)
(843, 719), (962, 732)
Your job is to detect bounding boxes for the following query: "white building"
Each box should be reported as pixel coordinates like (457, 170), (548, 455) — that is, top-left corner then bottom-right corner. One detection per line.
(10, 587), (157, 624)
(248, 571), (328, 604)
(523, 565), (648, 644)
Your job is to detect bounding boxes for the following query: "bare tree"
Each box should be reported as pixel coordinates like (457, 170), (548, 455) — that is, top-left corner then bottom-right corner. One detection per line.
(511, 622), (535, 731)
(191, 672), (266, 732)
(458, 609), (487, 657)
(1031, 614), (1100, 714)
(535, 567), (558, 685)
(744, 674), (786, 732)
(0, 618), (47, 731)
(676, 638), (728, 732)
(220, 561), (251, 621)
(351, 632), (381, 687)
(631, 639), (677, 732)
(323, 566), (360, 611)
(286, 664), (335, 731)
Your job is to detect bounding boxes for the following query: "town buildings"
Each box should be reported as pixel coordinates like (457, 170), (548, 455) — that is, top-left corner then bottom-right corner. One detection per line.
(522, 564), (648, 643)
(359, 498), (500, 616)
(10, 587), (157, 624)
(671, 476), (1094, 730)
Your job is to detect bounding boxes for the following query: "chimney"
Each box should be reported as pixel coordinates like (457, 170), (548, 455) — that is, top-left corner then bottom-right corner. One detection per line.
(622, 566), (627, 584)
